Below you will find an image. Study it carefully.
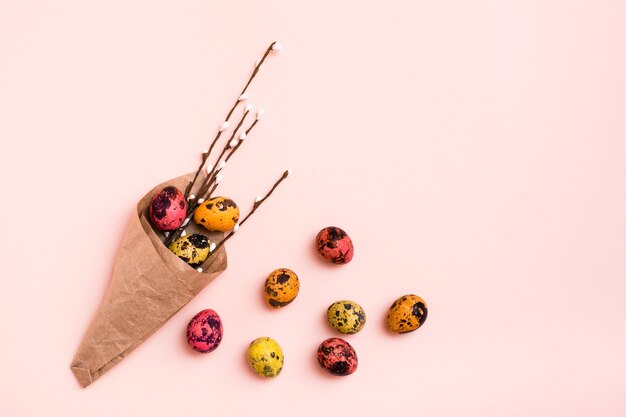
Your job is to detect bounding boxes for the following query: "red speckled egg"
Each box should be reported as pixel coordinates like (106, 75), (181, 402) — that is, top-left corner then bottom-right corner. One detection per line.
(316, 226), (354, 264)
(317, 337), (358, 376)
(149, 186), (187, 231)
(186, 309), (223, 353)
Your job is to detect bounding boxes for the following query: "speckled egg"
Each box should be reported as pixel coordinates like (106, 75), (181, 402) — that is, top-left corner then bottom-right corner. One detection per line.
(264, 268), (300, 308)
(167, 234), (211, 268)
(317, 337), (358, 376)
(327, 300), (366, 334)
(316, 226), (354, 264)
(194, 197), (239, 232)
(386, 294), (428, 334)
(149, 186), (187, 231)
(186, 309), (223, 353)
(247, 337), (284, 378)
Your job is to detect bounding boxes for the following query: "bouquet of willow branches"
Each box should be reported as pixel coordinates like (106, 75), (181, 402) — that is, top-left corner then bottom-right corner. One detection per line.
(70, 42), (287, 388)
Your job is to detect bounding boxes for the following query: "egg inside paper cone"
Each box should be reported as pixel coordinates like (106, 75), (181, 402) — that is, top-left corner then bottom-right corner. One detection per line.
(70, 171), (227, 388)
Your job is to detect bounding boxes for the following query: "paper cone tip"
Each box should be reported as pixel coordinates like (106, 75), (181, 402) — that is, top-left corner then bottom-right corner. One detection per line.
(71, 366), (93, 388)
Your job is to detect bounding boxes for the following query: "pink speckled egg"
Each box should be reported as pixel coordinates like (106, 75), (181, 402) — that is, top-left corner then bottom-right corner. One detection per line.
(186, 309), (223, 353)
(149, 186), (187, 231)
(317, 337), (358, 376)
(316, 226), (354, 264)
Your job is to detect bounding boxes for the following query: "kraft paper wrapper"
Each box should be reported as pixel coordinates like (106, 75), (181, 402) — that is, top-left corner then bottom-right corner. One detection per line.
(70, 172), (227, 388)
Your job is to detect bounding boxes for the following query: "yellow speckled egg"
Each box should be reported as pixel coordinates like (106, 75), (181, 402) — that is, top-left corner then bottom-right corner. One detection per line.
(193, 196), (239, 232)
(167, 234), (211, 268)
(386, 294), (428, 334)
(264, 268), (300, 308)
(327, 300), (367, 334)
(247, 337), (284, 378)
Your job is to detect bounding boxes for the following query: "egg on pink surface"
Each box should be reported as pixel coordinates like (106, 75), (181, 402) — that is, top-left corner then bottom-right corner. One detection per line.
(149, 186), (187, 231)
(317, 337), (358, 376)
(186, 309), (223, 353)
(316, 226), (354, 264)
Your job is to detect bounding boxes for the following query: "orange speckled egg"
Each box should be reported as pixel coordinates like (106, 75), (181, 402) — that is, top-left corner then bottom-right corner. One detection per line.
(264, 268), (300, 308)
(386, 294), (428, 334)
(193, 197), (239, 232)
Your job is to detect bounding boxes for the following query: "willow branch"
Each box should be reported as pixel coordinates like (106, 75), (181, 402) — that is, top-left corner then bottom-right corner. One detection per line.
(209, 169), (290, 256)
(184, 41), (280, 198)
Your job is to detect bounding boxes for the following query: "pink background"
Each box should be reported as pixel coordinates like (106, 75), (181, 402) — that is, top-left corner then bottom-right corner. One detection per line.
(1, 0), (626, 415)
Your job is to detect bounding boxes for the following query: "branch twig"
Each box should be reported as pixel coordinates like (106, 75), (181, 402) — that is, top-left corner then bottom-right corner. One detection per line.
(209, 169), (290, 256)
(184, 41), (280, 198)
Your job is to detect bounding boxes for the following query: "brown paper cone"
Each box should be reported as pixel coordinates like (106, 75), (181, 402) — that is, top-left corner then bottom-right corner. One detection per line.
(70, 172), (227, 388)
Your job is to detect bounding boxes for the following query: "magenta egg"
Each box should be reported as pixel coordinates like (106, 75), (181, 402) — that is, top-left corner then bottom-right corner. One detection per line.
(316, 226), (354, 264)
(317, 337), (358, 376)
(149, 186), (187, 231)
(186, 309), (223, 353)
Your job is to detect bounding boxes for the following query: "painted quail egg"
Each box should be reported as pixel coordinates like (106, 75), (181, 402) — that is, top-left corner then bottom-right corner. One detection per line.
(247, 337), (284, 378)
(327, 300), (366, 334)
(316, 226), (354, 264)
(317, 337), (358, 376)
(264, 268), (300, 308)
(194, 197), (239, 232)
(186, 309), (223, 353)
(386, 294), (428, 334)
(167, 233), (211, 268)
(149, 186), (187, 231)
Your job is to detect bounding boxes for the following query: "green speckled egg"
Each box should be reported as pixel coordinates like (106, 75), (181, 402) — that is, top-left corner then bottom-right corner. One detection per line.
(167, 234), (211, 268)
(247, 337), (284, 378)
(327, 300), (367, 334)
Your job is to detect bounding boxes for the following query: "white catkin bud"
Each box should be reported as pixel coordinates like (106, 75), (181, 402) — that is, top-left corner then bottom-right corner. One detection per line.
(238, 93), (249, 101)
(205, 164), (213, 174)
(202, 148), (208, 154)
(197, 198), (205, 204)
(245, 103), (253, 112)
(188, 194), (196, 200)
(287, 169), (292, 177)
(239, 132), (247, 140)
(163, 231), (170, 237)
(272, 42), (282, 51)
(233, 224), (240, 232)
(255, 58), (261, 67)
(219, 121), (230, 132)
(182, 218), (190, 227)
(219, 160), (226, 169)
(181, 230), (187, 237)
(215, 174), (223, 184)
(255, 196), (262, 202)
(229, 139), (238, 148)
(209, 242), (217, 252)
(256, 108), (265, 120)
(196, 267), (203, 273)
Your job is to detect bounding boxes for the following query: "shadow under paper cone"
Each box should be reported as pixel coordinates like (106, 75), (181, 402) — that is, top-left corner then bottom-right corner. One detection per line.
(70, 172), (228, 388)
